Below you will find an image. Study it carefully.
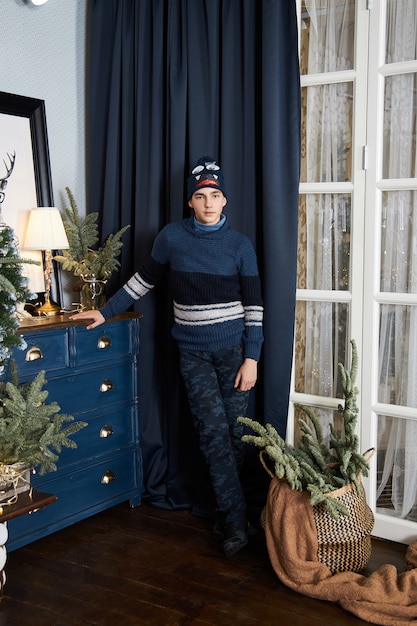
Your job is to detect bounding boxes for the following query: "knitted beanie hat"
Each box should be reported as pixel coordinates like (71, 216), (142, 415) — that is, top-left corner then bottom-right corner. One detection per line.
(187, 156), (226, 200)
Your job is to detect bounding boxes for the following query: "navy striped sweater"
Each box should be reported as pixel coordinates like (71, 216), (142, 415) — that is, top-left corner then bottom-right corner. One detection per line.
(100, 217), (264, 361)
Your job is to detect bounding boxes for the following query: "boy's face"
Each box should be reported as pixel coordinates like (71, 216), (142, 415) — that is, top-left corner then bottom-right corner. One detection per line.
(188, 188), (227, 225)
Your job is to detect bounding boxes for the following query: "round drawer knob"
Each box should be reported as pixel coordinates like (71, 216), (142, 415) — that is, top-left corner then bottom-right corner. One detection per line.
(101, 470), (116, 484)
(99, 425), (114, 438)
(100, 379), (114, 393)
(25, 347), (43, 361)
(97, 336), (111, 349)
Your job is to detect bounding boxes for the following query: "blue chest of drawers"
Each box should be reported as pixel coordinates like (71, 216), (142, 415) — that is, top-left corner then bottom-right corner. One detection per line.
(6, 313), (143, 551)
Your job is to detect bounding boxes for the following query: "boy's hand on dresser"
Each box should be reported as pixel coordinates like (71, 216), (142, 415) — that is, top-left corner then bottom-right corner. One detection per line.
(69, 310), (105, 330)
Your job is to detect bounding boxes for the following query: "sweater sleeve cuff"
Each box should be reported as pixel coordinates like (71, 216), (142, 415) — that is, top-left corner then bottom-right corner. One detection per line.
(99, 287), (136, 321)
(243, 341), (263, 362)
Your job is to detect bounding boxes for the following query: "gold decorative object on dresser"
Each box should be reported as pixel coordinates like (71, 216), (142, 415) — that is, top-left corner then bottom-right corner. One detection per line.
(6, 312), (143, 551)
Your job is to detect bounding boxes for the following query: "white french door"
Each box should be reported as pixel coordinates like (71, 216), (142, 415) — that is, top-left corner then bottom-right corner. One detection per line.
(292, 0), (417, 544)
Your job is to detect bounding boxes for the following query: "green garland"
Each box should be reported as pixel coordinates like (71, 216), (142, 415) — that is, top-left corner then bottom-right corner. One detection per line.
(238, 339), (370, 518)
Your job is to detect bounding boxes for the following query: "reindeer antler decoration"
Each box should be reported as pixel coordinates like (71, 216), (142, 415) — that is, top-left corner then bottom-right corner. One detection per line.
(0, 152), (16, 227)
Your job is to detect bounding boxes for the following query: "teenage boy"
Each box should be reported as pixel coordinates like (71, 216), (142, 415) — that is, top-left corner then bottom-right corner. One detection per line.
(70, 156), (264, 557)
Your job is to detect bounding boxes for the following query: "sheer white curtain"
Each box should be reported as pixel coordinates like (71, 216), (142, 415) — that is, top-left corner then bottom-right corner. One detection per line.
(304, 0), (353, 406)
(376, 0), (417, 519)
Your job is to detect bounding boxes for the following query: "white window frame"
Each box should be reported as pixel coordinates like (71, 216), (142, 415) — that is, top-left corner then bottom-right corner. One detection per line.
(293, 0), (417, 544)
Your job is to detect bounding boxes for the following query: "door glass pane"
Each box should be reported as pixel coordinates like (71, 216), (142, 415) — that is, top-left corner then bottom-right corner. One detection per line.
(380, 191), (417, 294)
(383, 73), (417, 179)
(300, 0), (355, 75)
(377, 415), (417, 521)
(379, 304), (417, 407)
(294, 300), (349, 397)
(298, 194), (351, 291)
(294, 405), (343, 447)
(385, 0), (417, 64)
(301, 83), (353, 183)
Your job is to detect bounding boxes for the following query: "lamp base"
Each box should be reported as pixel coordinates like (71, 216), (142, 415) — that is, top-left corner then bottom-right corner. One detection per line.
(33, 300), (62, 317)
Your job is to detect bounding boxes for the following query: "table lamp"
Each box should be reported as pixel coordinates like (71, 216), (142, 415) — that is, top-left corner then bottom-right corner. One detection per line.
(23, 207), (69, 317)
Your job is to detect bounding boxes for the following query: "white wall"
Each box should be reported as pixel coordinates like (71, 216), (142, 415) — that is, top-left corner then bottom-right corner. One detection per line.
(2, 0), (87, 214)
(2, 0), (88, 307)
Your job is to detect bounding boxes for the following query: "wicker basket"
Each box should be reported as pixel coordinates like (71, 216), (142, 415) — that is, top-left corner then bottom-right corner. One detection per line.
(313, 478), (375, 573)
(259, 450), (375, 574)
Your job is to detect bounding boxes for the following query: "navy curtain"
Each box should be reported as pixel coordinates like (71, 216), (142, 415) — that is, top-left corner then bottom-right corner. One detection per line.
(88, 0), (300, 515)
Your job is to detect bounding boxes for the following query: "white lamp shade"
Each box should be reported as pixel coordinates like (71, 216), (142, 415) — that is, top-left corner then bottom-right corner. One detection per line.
(23, 207), (69, 251)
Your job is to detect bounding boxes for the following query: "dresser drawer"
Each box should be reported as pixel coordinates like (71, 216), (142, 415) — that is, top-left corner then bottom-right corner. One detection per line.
(12, 329), (70, 377)
(55, 408), (136, 468)
(73, 321), (133, 366)
(8, 453), (138, 543)
(45, 362), (135, 415)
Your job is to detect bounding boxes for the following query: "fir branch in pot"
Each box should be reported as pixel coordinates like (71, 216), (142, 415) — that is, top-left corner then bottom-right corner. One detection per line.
(54, 187), (130, 281)
(0, 361), (87, 476)
(238, 339), (372, 519)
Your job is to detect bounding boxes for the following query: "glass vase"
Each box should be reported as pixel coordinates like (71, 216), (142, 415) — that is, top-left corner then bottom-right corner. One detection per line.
(80, 275), (107, 310)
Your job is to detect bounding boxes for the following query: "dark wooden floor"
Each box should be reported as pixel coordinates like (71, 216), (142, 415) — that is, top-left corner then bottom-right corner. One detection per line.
(0, 502), (408, 625)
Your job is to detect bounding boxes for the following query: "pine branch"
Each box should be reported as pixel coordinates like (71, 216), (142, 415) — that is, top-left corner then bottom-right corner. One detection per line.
(0, 365), (87, 475)
(62, 187), (99, 258)
(54, 187), (130, 280)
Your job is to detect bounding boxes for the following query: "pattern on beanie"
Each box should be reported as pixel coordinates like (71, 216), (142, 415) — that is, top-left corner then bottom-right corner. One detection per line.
(187, 156), (226, 199)
(195, 175), (220, 188)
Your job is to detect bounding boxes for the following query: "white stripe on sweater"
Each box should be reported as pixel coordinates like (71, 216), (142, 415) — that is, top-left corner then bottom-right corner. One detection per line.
(243, 305), (263, 326)
(124, 273), (153, 299)
(174, 300), (244, 326)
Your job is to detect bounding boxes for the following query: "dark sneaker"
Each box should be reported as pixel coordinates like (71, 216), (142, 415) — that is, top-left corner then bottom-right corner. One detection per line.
(222, 521), (248, 557)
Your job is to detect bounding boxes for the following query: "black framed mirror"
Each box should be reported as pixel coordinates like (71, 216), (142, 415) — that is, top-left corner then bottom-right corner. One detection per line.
(0, 91), (62, 310)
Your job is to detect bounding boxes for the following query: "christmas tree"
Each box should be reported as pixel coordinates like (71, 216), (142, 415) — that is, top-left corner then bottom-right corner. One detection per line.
(0, 225), (37, 376)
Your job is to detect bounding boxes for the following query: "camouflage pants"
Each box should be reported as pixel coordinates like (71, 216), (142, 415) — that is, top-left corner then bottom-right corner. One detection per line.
(179, 344), (249, 524)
